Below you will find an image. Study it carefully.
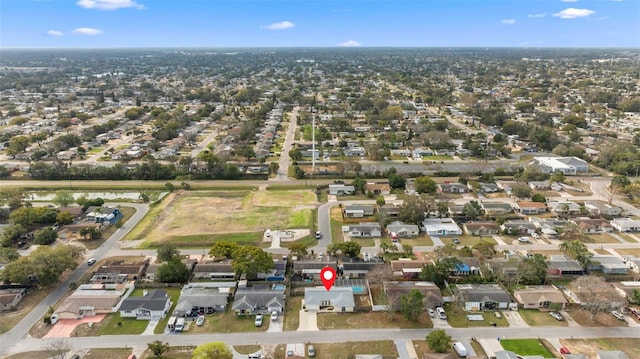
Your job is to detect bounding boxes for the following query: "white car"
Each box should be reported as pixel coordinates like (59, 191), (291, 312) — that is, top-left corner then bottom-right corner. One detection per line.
(196, 315), (205, 326)
(254, 314), (263, 327)
(271, 310), (278, 321)
(518, 237), (530, 243)
(531, 233), (540, 239)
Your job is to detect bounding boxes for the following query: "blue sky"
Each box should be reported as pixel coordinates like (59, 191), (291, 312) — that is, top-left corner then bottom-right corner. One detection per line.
(1, 0), (639, 48)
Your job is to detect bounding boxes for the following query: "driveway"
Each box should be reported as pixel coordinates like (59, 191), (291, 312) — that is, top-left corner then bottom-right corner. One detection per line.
(502, 311), (529, 328)
(297, 305), (318, 331)
(477, 338), (505, 358)
(267, 315), (283, 332)
(394, 340), (418, 359)
(43, 314), (106, 338)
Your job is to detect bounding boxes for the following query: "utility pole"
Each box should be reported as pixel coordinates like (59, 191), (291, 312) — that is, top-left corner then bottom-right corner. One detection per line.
(311, 106), (315, 176)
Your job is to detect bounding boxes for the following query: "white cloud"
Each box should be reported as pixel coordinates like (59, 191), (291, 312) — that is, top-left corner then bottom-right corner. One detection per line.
(339, 40), (362, 47)
(47, 30), (64, 36)
(72, 27), (104, 35)
(553, 8), (595, 19)
(76, 0), (144, 10)
(262, 21), (295, 30)
(528, 13), (547, 18)
(561, 0), (578, 2)
(501, 19), (516, 25)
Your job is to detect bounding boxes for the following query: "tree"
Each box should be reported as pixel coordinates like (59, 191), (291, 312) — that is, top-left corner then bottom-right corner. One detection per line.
(327, 241), (362, 258)
(56, 211), (75, 225)
(516, 253), (548, 285)
(380, 241), (391, 254)
(0, 247), (19, 263)
(572, 275), (619, 322)
(419, 257), (460, 287)
(52, 190), (74, 207)
(147, 340), (170, 357)
(388, 174), (406, 189)
(462, 201), (483, 220)
(550, 172), (565, 184)
(34, 227), (57, 245)
(531, 193), (546, 203)
(78, 227), (102, 241)
(209, 241), (239, 259)
(192, 342), (232, 359)
(230, 246), (274, 279)
(157, 258), (191, 283)
(399, 289), (425, 321)
(559, 239), (592, 269)
(157, 243), (180, 262)
(6, 136), (31, 156)
(1, 244), (85, 286)
(288, 243), (308, 256)
(398, 194), (436, 225)
(426, 329), (452, 353)
(511, 183), (532, 200)
(414, 176), (437, 194)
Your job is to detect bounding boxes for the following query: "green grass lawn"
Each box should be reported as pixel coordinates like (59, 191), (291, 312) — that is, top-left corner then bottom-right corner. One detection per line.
(500, 339), (555, 358)
(398, 235), (434, 247)
(77, 312), (149, 336)
(186, 306), (269, 333)
(444, 304), (509, 328)
(518, 309), (568, 327)
(280, 235), (318, 249)
(140, 232), (263, 248)
(440, 235), (497, 247)
(310, 341), (398, 359)
(351, 237), (375, 247)
(283, 296), (302, 331)
(317, 311), (432, 329)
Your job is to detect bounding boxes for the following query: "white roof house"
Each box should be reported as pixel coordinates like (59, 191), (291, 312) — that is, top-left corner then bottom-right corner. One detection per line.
(611, 218), (640, 232)
(421, 218), (462, 236)
(529, 156), (588, 175)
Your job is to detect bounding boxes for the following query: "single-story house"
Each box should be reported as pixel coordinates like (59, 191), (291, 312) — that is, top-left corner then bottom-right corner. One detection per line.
(329, 184), (355, 196)
(514, 201), (547, 215)
(513, 285), (567, 309)
(193, 260), (235, 280)
(91, 259), (149, 284)
(85, 206), (123, 224)
(584, 201), (623, 217)
(588, 255), (628, 274)
(528, 156), (588, 175)
(57, 223), (102, 241)
(119, 289), (171, 319)
(421, 218), (462, 236)
(547, 201), (582, 215)
(386, 221), (420, 237)
(292, 258), (338, 280)
(232, 286), (285, 315)
(56, 206), (85, 218)
(501, 220), (537, 235)
(438, 183), (469, 193)
(55, 284), (126, 319)
(457, 284), (513, 311)
(378, 204), (401, 218)
(343, 205), (376, 218)
(383, 281), (443, 310)
(617, 281), (640, 301)
(173, 286), (229, 316)
(344, 146), (367, 157)
(349, 223), (382, 237)
(474, 182), (500, 193)
(390, 259), (429, 278)
(528, 181), (551, 190)
(341, 261), (386, 279)
(0, 286), (28, 311)
(547, 255), (585, 276)
(365, 182), (391, 195)
(611, 218), (640, 232)
(480, 202), (513, 216)
(463, 222), (500, 236)
(572, 218), (614, 233)
(304, 287), (355, 312)
(529, 218), (571, 236)
(447, 204), (465, 218)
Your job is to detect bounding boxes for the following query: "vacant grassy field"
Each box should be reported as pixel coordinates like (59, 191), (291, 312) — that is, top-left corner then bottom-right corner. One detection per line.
(309, 341), (398, 359)
(5, 349), (132, 359)
(351, 237), (376, 247)
(330, 207), (345, 242)
(562, 338), (640, 359)
(614, 248), (640, 257)
(567, 308), (627, 327)
(140, 346), (194, 359)
(518, 309), (568, 327)
(398, 235), (434, 247)
(283, 296), (302, 331)
(126, 190), (316, 247)
(317, 311), (432, 329)
(73, 312), (148, 336)
(445, 304), (509, 328)
(500, 339), (554, 358)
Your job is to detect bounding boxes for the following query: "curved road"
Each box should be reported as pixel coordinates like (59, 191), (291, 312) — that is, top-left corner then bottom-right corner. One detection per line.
(0, 202), (149, 357)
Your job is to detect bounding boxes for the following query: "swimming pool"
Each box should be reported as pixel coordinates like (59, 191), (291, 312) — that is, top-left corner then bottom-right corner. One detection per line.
(352, 286), (366, 294)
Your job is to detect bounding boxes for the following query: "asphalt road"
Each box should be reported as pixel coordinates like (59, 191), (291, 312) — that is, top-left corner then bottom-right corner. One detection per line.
(271, 106), (298, 182)
(5, 326), (639, 356)
(0, 202), (149, 357)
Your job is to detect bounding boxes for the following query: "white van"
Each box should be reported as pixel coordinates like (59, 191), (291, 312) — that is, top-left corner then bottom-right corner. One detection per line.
(453, 342), (468, 357)
(174, 317), (185, 332)
(436, 306), (447, 319)
(167, 316), (176, 331)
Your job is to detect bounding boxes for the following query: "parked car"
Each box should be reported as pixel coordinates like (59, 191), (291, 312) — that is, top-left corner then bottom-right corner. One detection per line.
(531, 233), (540, 239)
(271, 310), (278, 321)
(560, 346), (571, 354)
(428, 309), (435, 318)
(549, 311), (564, 321)
(87, 258), (97, 266)
(248, 353), (262, 359)
(452, 237), (460, 244)
(307, 344), (316, 358)
(612, 311), (625, 321)
(518, 236), (530, 243)
(196, 315), (205, 326)
(254, 314), (263, 327)
(436, 306), (447, 319)
(314, 231), (322, 239)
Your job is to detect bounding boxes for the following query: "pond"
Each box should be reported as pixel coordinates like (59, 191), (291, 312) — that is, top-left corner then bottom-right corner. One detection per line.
(28, 191), (166, 201)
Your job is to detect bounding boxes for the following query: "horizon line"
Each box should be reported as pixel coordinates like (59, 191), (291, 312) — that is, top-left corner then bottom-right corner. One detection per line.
(1, 46), (640, 51)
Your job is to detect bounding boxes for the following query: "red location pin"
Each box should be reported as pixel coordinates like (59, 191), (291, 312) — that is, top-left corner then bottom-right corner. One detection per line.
(320, 266), (336, 291)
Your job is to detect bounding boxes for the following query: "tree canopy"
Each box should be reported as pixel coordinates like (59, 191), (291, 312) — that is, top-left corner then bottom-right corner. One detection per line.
(1, 245), (85, 286)
(426, 329), (452, 353)
(399, 289), (425, 321)
(192, 342), (233, 359)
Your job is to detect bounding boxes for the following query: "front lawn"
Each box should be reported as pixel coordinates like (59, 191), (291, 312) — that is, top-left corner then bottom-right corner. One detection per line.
(518, 309), (568, 327)
(440, 235), (497, 247)
(152, 288), (181, 334)
(186, 306), (269, 333)
(74, 312), (148, 336)
(444, 304), (509, 328)
(351, 237), (375, 247)
(500, 339), (555, 358)
(310, 341), (398, 359)
(283, 296), (302, 331)
(317, 311), (432, 329)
